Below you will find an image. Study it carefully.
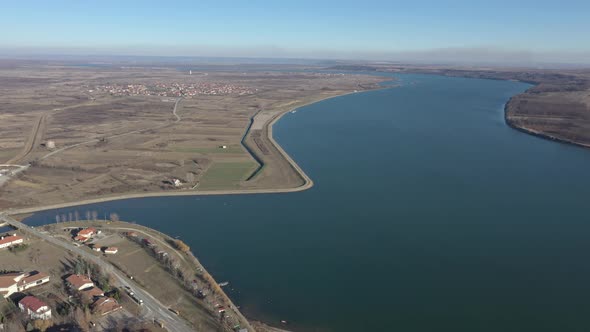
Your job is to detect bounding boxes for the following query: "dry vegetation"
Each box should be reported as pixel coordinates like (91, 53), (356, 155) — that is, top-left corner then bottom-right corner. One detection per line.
(0, 61), (385, 209)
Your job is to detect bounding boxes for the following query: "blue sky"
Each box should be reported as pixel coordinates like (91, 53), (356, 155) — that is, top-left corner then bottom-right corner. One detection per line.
(1, 0), (589, 63)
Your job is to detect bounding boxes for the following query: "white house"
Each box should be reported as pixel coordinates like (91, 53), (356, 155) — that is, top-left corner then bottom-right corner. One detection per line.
(66, 274), (95, 291)
(0, 271), (50, 298)
(104, 247), (118, 254)
(19, 296), (52, 320)
(0, 234), (24, 249)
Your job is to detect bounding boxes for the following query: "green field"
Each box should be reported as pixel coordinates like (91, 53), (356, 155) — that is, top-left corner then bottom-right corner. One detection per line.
(198, 161), (258, 189)
(171, 145), (244, 154)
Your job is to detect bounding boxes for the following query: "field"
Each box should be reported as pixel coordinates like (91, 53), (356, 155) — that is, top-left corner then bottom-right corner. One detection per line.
(0, 61), (386, 209)
(198, 162), (259, 189)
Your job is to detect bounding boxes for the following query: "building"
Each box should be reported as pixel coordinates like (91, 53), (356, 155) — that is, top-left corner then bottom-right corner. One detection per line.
(74, 235), (89, 243)
(18, 296), (52, 320)
(77, 227), (97, 239)
(46, 140), (56, 149)
(104, 247), (118, 254)
(0, 234), (24, 249)
(0, 271), (50, 298)
(91, 297), (122, 316)
(65, 274), (94, 291)
(0, 272), (23, 298)
(81, 287), (104, 301)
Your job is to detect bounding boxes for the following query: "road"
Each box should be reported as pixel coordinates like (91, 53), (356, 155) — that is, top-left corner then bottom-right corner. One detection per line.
(0, 212), (195, 332)
(172, 97), (182, 122)
(5, 113), (47, 164)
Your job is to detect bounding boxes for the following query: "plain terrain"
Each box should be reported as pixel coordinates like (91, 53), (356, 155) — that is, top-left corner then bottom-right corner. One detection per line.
(0, 61), (385, 209)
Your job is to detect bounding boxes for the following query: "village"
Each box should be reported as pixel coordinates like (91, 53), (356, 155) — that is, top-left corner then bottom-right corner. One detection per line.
(89, 81), (256, 97)
(0, 216), (251, 332)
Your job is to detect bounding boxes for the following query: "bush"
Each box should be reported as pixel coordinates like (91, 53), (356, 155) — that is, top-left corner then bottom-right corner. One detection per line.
(8, 244), (28, 253)
(173, 239), (190, 253)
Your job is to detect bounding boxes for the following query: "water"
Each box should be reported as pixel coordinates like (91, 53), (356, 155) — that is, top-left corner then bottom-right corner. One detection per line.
(24, 74), (590, 331)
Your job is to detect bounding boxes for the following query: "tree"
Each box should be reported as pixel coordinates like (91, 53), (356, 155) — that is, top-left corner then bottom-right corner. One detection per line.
(186, 172), (195, 184)
(4, 320), (26, 332)
(173, 239), (190, 253)
(72, 307), (89, 332)
(32, 319), (53, 332)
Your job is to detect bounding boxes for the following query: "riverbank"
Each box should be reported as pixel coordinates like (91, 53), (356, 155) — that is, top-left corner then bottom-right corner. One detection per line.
(504, 95), (590, 150)
(5, 87), (387, 216)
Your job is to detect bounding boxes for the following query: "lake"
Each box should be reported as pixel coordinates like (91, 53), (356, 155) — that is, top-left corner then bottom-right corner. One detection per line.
(24, 74), (590, 331)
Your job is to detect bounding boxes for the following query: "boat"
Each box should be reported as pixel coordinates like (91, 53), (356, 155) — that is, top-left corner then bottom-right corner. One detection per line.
(219, 281), (229, 287)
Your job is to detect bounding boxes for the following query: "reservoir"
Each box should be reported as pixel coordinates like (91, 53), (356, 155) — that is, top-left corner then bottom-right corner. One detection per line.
(24, 74), (590, 331)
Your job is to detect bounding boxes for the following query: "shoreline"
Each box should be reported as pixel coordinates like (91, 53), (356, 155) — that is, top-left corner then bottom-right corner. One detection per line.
(504, 97), (590, 151)
(6, 89), (377, 216)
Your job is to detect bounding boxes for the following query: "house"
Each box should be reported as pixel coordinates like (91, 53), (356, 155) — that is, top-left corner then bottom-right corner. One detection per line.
(0, 271), (50, 298)
(91, 297), (122, 316)
(104, 247), (118, 254)
(65, 274), (94, 291)
(76, 227), (97, 239)
(74, 235), (88, 243)
(126, 231), (138, 238)
(81, 287), (104, 301)
(0, 272), (23, 298)
(0, 234), (24, 249)
(18, 272), (50, 292)
(18, 296), (52, 320)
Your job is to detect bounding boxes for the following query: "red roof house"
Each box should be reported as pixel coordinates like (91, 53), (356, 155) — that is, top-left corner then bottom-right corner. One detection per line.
(19, 296), (52, 320)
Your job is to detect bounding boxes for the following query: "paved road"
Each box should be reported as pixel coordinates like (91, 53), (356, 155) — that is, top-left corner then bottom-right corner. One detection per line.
(0, 212), (195, 332)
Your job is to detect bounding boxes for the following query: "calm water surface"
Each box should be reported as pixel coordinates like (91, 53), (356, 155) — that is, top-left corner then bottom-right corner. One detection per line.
(25, 74), (590, 331)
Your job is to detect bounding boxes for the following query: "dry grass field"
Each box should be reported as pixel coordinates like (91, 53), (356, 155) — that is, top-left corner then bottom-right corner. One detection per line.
(0, 61), (385, 209)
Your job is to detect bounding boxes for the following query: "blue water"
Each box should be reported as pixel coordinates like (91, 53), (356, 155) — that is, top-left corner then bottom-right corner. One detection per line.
(24, 74), (590, 331)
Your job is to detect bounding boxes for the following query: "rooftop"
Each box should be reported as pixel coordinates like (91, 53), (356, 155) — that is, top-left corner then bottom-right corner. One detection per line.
(66, 274), (94, 289)
(19, 295), (48, 312)
(0, 234), (23, 246)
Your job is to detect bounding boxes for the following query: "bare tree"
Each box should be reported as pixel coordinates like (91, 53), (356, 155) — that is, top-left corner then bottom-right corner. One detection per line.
(74, 211), (80, 221)
(55, 215), (61, 223)
(186, 172), (195, 184)
(85, 211), (91, 221)
(109, 213), (120, 222)
(72, 307), (89, 332)
(61, 214), (67, 223)
(91, 211), (98, 221)
(68, 212), (73, 222)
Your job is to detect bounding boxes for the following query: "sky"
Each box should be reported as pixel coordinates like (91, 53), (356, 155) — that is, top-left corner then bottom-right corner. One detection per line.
(1, 0), (589, 65)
